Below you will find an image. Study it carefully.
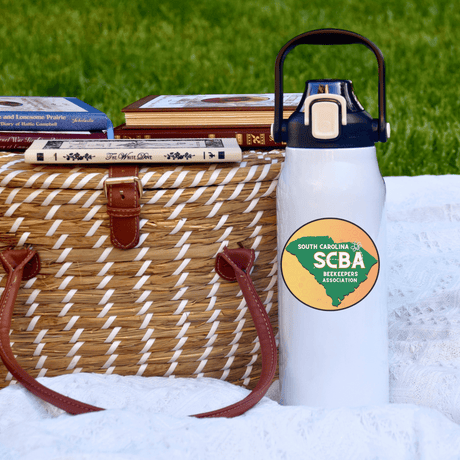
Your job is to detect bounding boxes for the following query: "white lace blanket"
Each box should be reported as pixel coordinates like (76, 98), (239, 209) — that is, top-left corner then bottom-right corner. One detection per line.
(1, 175), (460, 459)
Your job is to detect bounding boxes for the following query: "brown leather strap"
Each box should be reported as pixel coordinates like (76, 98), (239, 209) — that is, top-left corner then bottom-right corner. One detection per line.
(105, 165), (141, 249)
(194, 247), (277, 418)
(0, 247), (277, 417)
(0, 248), (102, 414)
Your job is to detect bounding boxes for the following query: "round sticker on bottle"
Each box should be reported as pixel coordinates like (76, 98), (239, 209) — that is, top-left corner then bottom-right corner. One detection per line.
(281, 218), (380, 311)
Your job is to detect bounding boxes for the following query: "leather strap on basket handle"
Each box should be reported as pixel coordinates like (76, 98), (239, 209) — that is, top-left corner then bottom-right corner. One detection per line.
(0, 247), (277, 418)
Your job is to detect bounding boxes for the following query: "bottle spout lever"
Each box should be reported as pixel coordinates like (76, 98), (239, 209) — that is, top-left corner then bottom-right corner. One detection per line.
(304, 93), (347, 140)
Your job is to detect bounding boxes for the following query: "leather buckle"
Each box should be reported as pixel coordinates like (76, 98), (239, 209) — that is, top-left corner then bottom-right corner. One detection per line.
(103, 176), (143, 198)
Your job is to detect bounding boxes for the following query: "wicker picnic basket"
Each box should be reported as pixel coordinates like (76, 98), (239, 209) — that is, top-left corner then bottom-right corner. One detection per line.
(0, 150), (283, 390)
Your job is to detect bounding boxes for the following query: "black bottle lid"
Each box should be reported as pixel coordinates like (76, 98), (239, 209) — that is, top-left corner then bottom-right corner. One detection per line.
(286, 79), (380, 149)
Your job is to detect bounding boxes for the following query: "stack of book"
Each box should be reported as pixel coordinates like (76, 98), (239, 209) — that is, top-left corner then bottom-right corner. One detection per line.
(114, 93), (302, 148)
(0, 97), (113, 151)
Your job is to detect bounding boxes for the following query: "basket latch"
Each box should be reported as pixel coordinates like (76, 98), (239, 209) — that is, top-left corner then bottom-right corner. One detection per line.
(104, 165), (142, 250)
(104, 176), (143, 199)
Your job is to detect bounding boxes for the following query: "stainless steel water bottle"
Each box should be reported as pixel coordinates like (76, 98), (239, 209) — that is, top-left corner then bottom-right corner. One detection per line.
(273, 29), (391, 407)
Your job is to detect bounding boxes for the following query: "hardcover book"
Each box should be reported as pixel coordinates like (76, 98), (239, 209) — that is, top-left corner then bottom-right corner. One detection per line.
(114, 123), (285, 149)
(0, 97), (113, 133)
(24, 138), (242, 164)
(122, 93), (302, 127)
(0, 131), (108, 151)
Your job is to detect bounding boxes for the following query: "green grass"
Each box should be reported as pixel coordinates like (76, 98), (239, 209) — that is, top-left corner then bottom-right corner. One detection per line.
(0, 0), (459, 176)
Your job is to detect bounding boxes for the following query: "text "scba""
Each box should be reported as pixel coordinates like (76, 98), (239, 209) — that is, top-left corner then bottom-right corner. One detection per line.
(313, 251), (365, 269)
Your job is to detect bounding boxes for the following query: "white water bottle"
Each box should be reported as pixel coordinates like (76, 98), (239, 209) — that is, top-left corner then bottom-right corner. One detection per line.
(272, 29), (391, 408)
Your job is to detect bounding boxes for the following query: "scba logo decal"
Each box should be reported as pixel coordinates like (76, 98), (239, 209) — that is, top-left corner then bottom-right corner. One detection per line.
(281, 218), (379, 311)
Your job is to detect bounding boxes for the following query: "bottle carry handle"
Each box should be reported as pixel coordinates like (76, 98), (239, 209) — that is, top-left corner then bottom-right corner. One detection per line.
(273, 28), (387, 143)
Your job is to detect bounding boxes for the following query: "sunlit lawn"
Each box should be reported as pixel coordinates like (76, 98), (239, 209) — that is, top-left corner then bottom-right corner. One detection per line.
(0, 0), (458, 176)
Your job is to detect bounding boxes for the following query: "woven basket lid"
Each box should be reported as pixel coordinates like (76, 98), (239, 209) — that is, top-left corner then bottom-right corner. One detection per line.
(0, 150), (285, 191)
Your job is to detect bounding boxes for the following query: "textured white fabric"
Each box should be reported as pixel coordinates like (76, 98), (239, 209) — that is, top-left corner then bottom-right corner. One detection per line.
(386, 175), (460, 425)
(1, 174), (460, 459)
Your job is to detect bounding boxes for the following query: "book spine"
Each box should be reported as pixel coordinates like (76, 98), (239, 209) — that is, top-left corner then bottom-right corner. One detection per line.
(0, 112), (110, 132)
(24, 147), (242, 164)
(114, 126), (286, 148)
(0, 132), (107, 151)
